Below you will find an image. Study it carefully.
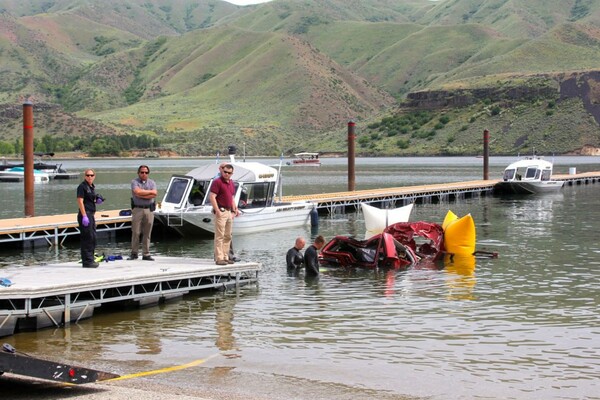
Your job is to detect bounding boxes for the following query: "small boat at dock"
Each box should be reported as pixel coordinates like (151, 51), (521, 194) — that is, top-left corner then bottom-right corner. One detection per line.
(494, 156), (564, 194)
(154, 152), (317, 236)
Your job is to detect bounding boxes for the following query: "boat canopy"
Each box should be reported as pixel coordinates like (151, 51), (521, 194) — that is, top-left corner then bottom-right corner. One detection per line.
(502, 157), (553, 182)
(504, 158), (553, 171)
(160, 161), (279, 212)
(185, 162), (277, 183)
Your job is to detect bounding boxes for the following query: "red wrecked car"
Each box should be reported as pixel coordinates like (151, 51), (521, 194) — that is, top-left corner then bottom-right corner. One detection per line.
(319, 222), (444, 270)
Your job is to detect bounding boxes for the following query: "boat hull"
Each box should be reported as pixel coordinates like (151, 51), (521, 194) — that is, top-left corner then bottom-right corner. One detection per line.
(0, 169), (50, 183)
(154, 202), (315, 236)
(291, 160), (321, 166)
(494, 180), (564, 194)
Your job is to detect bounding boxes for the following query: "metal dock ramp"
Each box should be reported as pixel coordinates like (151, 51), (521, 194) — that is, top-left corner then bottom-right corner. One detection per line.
(0, 256), (260, 337)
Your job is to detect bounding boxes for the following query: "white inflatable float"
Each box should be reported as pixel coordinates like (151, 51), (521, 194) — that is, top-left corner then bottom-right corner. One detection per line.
(361, 202), (414, 238)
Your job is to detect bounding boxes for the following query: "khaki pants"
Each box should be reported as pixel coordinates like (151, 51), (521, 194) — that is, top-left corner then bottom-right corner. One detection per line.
(214, 210), (233, 261)
(131, 207), (154, 256)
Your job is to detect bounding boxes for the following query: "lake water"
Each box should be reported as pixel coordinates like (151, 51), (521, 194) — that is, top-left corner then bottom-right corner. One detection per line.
(1, 156), (600, 400)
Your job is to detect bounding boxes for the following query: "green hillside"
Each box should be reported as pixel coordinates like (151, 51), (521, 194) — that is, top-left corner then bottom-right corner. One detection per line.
(0, 0), (599, 157)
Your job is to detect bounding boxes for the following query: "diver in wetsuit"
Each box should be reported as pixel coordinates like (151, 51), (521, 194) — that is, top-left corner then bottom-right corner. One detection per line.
(304, 235), (325, 277)
(286, 237), (306, 274)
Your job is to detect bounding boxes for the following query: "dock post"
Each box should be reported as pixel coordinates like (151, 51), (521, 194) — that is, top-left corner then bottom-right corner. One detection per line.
(483, 129), (490, 180)
(23, 100), (35, 217)
(64, 293), (71, 327)
(348, 120), (356, 191)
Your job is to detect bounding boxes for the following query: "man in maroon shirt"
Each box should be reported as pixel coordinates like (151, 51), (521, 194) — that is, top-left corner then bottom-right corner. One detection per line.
(209, 163), (239, 265)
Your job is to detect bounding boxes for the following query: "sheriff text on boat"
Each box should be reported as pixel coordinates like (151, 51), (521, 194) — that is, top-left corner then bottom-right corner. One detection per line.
(154, 147), (317, 236)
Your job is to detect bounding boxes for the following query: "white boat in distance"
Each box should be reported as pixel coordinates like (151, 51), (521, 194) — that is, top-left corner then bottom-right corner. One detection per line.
(154, 157), (317, 236)
(1, 152), (79, 180)
(287, 152), (321, 166)
(0, 167), (51, 183)
(494, 156), (564, 194)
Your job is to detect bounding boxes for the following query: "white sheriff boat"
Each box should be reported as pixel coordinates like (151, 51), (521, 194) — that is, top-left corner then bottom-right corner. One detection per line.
(495, 156), (564, 194)
(154, 159), (317, 236)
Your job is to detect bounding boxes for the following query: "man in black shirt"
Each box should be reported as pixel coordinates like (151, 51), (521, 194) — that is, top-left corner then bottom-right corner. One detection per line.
(304, 235), (325, 277)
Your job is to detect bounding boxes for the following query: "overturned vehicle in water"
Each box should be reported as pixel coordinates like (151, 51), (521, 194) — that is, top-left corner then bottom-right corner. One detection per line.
(320, 221), (445, 270)
(319, 208), (477, 270)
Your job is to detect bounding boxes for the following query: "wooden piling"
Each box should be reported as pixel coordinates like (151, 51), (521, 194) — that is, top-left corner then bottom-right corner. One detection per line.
(348, 120), (356, 191)
(23, 101), (34, 217)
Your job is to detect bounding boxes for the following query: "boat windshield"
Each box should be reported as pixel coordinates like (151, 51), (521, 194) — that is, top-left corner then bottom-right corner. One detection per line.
(541, 169), (551, 181)
(239, 182), (274, 208)
(525, 167), (540, 180)
(164, 177), (191, 204)
(503, 168), (516, 181)
(188, 180), (212, 206)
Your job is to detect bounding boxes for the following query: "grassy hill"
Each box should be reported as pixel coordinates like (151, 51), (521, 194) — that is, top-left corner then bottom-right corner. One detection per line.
(0, 0), (599, 156)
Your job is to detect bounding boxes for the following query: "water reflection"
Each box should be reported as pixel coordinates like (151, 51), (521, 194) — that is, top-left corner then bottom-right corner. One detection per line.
(214, 296), (238, 357)
(2, 158), (600, 399)
(443, 254), (476, 301)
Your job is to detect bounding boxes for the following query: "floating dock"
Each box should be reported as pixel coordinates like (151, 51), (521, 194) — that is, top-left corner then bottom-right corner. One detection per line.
(1, 173), (599, 247)
(0, 256), (260, 337)
(283, 172), (600, 213)
(284, 179), (499, 213)
(0, 209), (131, 246)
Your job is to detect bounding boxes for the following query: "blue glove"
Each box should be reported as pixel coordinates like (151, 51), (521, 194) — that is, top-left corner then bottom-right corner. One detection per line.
(82, 215), (90, 227)
(96, 198), (103, 205)
(0, 278), (12, 287)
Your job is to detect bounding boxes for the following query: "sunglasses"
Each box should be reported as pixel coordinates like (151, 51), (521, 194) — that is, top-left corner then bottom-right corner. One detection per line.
(222, 170), (233, 175)
(85, 174), (95, 177)
(139, 171), (149, 174)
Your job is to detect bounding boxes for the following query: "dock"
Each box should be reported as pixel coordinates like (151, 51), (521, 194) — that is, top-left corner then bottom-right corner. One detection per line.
(0, 256), (260, 337)
(0, 209), (131, 246)
(283, 179), (499, 213)
(283, 171), (600, 213)
(1, 172), (599, 247)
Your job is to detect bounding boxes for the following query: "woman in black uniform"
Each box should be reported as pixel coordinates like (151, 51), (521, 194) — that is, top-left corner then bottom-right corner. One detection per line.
(76, 168), (101, 268)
